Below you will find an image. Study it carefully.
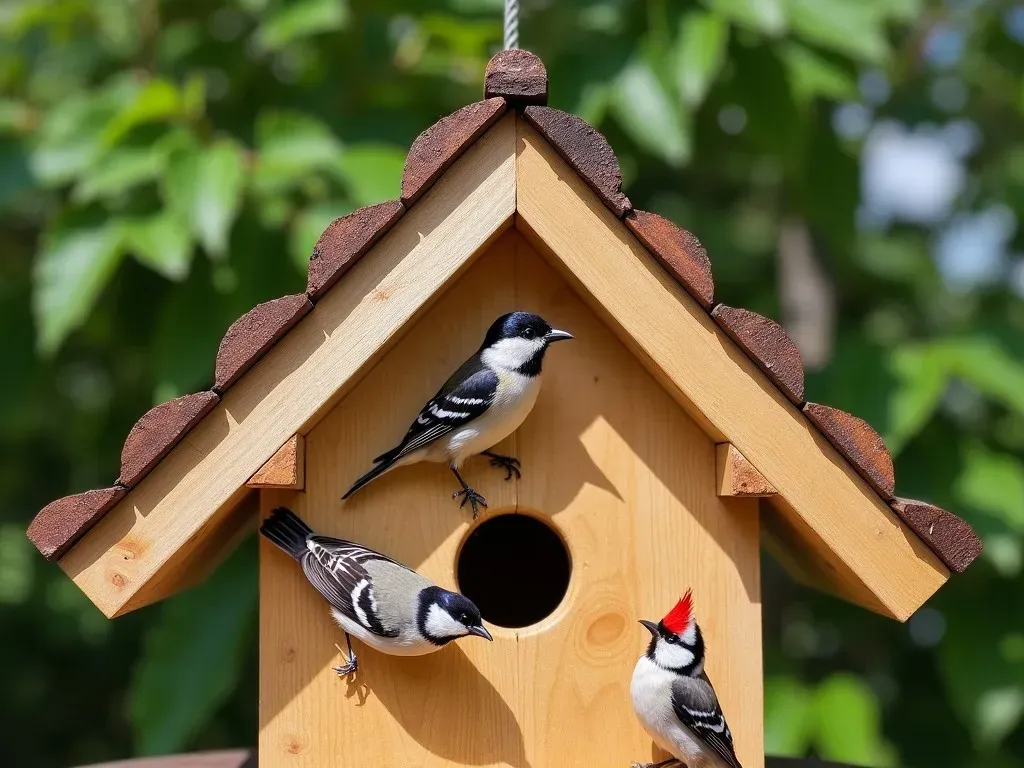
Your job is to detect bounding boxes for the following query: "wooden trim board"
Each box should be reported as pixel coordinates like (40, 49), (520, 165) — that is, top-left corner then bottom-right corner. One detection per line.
(717, 443), (776, 497)
(248, 434), (305, 490)
(514, 117), (947, 621)
(59, 114), (517, 618)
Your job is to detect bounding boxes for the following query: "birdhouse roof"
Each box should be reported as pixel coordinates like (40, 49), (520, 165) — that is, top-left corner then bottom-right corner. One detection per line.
(28, 51), (980, 620)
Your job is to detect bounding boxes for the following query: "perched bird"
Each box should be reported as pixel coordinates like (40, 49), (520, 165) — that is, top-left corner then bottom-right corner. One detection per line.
(630, 590), (742, 768)
(342, 311), (573, 516)
(259, 507), (492, 676)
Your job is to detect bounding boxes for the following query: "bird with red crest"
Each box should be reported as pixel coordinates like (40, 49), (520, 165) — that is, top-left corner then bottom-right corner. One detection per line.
(630, 589), (743, 768)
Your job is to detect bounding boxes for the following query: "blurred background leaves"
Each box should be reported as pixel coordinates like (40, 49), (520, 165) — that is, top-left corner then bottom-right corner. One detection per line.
(2, 0), (1024, 765)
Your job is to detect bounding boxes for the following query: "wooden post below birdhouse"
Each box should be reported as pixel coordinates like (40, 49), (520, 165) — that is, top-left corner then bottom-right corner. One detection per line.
(27, 50), (982, 768)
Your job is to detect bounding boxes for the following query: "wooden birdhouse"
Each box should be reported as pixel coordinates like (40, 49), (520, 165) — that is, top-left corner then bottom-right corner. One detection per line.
(28, 51), (983, 768)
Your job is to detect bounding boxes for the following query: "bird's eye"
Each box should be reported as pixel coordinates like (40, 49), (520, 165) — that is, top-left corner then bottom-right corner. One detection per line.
(664, 634), (678, 644)
(522, 327), (536, 339)
(459, 612), (469, 623)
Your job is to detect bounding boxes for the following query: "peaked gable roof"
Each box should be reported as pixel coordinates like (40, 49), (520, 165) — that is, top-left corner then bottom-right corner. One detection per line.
(28, 51), (980, 618)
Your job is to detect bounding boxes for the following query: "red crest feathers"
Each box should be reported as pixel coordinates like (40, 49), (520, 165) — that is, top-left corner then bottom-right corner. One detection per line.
(662, 589), (694, 634)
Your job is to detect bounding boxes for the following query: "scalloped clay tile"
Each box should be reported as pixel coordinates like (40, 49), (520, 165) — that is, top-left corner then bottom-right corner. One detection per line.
(626, 210), (714, 309)
(890, 498), (982, 573)
(484, 49), (548, 106)
(119, 391), (220, 488)
(522, 105), (631, 217)
(401, 98), (507, 207)
(712, 306), (805, 405)
(27, 486), (126, 560)
(306, 200), (405, 301)
(804, 402), (895, 499)
(214, 294), (312, 392)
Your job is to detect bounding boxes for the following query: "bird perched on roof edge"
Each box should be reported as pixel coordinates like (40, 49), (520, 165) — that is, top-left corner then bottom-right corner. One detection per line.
(630, 590), (743, 768)
(341, 311), (573, 517)
(259, 507), (492, 677)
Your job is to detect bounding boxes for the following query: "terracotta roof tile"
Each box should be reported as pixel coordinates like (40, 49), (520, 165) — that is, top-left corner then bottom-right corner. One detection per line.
(214, 294), (312, 392)
(119, 391), (220, 488)
(27, 486), (126, 560)
(803, 402), (895, 499)
(625, 210), (714, 309)
(484, 50), (548, 106)
(522, 105), (631, 217)
(306, 200), (405, 301)
(890, 498), (983, 573)
(712, 305), (805, 405)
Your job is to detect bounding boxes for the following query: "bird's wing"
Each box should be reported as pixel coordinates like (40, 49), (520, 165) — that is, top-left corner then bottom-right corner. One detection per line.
(300, 536), (404, 638)
(670, 676), (743, 768)
(383, 359), (499, 462)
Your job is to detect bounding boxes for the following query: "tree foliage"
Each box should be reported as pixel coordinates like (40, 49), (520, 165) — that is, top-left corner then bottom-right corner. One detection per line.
(2, 0), (1023, 765)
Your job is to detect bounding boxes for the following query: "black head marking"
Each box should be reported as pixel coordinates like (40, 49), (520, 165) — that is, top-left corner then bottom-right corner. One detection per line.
(480, 312), (553, 349)
(417, 587), (485, 646)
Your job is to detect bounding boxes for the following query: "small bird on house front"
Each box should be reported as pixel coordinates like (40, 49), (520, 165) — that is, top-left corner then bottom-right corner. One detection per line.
(259, 507), (492, 676)
(341, 311), (573, 517)
(630, 590), (743, 768)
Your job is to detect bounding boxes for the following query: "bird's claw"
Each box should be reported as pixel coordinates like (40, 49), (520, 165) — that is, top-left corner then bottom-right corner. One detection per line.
(487, 454), (521, 481)
(453, 487), (488, 518)
(333, 661), (358, 678)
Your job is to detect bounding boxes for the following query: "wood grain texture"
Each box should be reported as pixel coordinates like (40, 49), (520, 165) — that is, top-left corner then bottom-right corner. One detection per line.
(625, 210), (714, 309)
(716, 443), (776, 497)
(118, 392), (220, 488)
(260, 233), (762, 768)
(401, 98), (507, 206)
(59, 114), (517, 618)
(28, 486), (127, 560)
(248, 434), (305, 489)
(711, 305), (805, 405)
(890, 498), (982, 573)
(484, 49), (548, 106)
(214, 294), (313, 392)
(516, 117), (947, 621)
(803, 403), (895, 500)
(522, 106), (631, 217)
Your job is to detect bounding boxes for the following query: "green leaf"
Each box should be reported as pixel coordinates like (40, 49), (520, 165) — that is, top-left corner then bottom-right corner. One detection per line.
(336, 144), (406, 206)
(612, 58), (690, 166)
(252, 111), (342, 194)
(886, 345), (948, 455)
(764, 675), (814, 756)
(122, 212), (194, 281)
(101, 79), (184, 147)
(164, 140), (246, 257)
(32, 221), (123, 355)
(254, 0), (349, 51)
(782, 43), (857, 104)
(938, 338), (1024, 418)
(782, 0), (889, 64)
(0, 99), (34, 134)
(290, 202), (352, 273)
(814, 674), (894, 766)
(674, 11), (729, 108)
(71, 144), (168, 204)
(956, 442), (1024, 532)
(703, 0), (786, 35)
(129, 538), (256, 755)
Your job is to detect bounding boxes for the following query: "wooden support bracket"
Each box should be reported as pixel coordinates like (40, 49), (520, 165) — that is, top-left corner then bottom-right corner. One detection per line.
(247, 434), (305, 490)
(716, 443), (777, 498)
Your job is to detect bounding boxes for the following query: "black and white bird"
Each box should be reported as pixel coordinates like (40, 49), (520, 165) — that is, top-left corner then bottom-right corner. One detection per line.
(342, 311), (573, 516)
(259, 507), (493, 676)
(630, 590), (743, 768)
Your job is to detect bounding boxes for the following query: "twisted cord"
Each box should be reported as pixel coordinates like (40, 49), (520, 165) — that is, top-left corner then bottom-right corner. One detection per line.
(504, 0), (519, 49)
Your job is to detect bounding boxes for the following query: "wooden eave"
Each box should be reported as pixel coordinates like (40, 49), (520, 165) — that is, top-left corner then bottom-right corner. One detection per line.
(28, 51), (980, 621)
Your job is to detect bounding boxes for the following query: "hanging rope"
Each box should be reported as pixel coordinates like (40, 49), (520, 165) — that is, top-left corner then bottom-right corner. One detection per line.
(504, 0), (519, 50)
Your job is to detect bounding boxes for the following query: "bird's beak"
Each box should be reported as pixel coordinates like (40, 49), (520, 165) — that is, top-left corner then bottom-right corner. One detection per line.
(467, 625), (493, 641)
(544, 329), (574, 343)
(639, 619), (660, 637)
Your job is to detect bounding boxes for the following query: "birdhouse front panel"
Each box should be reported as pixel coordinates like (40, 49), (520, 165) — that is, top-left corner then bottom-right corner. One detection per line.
(258, 230), (763, 768)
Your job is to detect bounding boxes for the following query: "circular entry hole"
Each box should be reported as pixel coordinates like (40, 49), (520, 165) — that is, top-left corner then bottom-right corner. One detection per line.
(457, 514), (570, 628)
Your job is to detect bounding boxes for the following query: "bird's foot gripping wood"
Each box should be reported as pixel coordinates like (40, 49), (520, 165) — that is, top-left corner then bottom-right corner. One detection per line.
(631, 761), (682, 768)
(333, 637), (358, 678)
(450, 466), (488, 518)
(482, 450), (521, 481)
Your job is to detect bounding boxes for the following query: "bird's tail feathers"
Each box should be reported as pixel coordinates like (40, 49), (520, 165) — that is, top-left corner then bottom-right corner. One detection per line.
(341, 450), (401, 500)
(259, 507), (313, 559)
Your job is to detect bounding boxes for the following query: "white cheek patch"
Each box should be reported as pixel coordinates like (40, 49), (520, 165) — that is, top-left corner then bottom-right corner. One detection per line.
(654, 640), (695, 670)
(681, 621), (697, 646)
(482, 337), (545, 371)
(425, 604), (469, 639)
